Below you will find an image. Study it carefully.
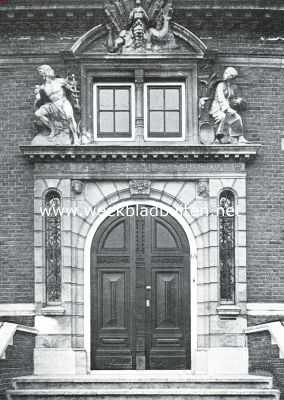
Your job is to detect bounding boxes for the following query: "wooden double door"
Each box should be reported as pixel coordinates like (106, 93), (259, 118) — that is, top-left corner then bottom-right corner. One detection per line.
(91, 206), (191, 370)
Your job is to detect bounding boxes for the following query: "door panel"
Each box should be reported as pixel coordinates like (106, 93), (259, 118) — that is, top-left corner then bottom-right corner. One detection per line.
(150, 269), (187, 369)
(155, 272), (179, 329)
(100, 271), (127, 329)
(91, 207), (190, 370)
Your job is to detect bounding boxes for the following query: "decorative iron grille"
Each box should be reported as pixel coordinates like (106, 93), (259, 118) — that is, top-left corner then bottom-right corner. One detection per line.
(45, 191), (62, 303)
(219, 190), (235, 303)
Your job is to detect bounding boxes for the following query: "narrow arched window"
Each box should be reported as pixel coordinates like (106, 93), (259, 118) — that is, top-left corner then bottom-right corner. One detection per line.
(45, 191), (62, 304)
(219, 190), (235, 303)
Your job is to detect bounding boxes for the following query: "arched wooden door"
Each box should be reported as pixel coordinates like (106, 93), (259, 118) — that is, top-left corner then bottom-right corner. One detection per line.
(90, 206), (191, 370)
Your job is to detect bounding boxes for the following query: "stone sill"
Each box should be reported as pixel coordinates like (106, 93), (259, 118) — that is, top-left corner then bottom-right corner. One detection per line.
(41, 306), (66, 316)
(217, 305), (241, 320)
(20, 144), (261, 162)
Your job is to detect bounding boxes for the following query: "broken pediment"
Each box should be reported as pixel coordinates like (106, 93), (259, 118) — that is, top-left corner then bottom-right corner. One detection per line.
(69, 0), (207, 58)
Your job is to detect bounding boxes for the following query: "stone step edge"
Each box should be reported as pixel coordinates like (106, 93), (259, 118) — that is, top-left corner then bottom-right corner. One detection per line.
(6, 388), (280, 396)
(13, 383), (273, 390)
(13, 383), (272, 390)
(12, 375), (274, 384)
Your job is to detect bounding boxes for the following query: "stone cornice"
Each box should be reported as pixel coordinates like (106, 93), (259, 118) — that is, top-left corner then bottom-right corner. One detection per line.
(20, 144), (261, 162)
(1, 0), (284, 12)
(1, 56), (284, 69)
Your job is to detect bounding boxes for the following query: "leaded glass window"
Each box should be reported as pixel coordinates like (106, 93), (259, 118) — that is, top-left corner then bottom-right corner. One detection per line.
(219, 190), (235, 303)
(45, 191), (61, 304)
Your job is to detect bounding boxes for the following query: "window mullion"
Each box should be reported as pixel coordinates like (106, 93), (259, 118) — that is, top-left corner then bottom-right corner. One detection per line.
(113, 89), (116, 136)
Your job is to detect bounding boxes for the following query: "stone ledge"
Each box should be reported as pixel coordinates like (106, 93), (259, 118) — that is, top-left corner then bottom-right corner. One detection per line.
(20, 144), (261, 162)
(217, 305), (242, 320)
(41, 306), (66, 316)
(0, 303), (35, 317)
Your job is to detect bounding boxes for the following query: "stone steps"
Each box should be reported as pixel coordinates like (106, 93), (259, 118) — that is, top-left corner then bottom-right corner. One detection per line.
(6, 388), (280, 400)
(6, 374), (280, 400)
(11, 375), (273, 390)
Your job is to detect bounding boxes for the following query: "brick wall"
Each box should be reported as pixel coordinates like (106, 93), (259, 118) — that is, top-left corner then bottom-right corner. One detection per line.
(0, 317), (35, 400)
(248, 317), (284, 399)
(0, 65), (36, 303)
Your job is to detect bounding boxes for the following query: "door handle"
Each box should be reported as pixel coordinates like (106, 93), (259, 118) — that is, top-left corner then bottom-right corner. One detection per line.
(146, 299), (150, 308)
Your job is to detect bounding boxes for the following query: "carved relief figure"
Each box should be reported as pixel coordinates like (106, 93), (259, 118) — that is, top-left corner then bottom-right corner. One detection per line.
(209, 67), (248, 144)
(128, 0), (149, 49)
(146, 3), (177, 51)
(197, 179), (209, 198)
(105, 0), (177, 53)
(33, 65), (80, 145)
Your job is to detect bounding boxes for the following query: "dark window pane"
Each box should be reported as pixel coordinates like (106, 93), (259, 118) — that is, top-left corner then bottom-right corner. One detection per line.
(165, 111), (180, 133)
(99, 89), (114, 110)
(100, 112), (114, 132)
(165, 89), (180, 110)
(115, 112), (130, 133)
(115, 89), (130, 110)
(150, 111), (164, 132)
(149, 89), (164, 110)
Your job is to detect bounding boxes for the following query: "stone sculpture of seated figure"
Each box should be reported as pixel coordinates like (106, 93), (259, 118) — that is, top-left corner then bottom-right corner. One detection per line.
(209, 67), (248, 144)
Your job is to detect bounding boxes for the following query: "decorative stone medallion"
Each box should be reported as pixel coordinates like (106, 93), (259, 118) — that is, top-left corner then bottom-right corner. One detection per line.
(129, 180), (151, 196)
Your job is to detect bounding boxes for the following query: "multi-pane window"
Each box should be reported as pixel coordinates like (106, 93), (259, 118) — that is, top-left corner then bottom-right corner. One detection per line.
(219, 190), (235, 303)
(45, 190), (62, 304)
(94, 82), (185, 140)
(146, 84), (184, 138)
(95, 84), (133, 138)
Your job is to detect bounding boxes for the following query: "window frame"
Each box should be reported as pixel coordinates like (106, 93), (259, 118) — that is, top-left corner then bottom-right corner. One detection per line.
(144, 82), (186, 142)
(93, 82), (136, 141)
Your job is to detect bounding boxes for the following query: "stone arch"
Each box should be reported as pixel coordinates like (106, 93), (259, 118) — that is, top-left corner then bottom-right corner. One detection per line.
(82, 197), (199, 371)
(74, 183), (205, 248)
(70, 22), (207, 57)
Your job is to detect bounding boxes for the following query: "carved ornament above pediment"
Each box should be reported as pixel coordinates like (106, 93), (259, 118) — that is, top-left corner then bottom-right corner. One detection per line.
(68, 0), (207, 58)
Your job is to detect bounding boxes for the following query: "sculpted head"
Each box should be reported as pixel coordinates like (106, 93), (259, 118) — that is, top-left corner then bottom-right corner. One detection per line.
(37, 65), (55, 79)
(119, 30), (127, 38)
(223, 67), (238, 81)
